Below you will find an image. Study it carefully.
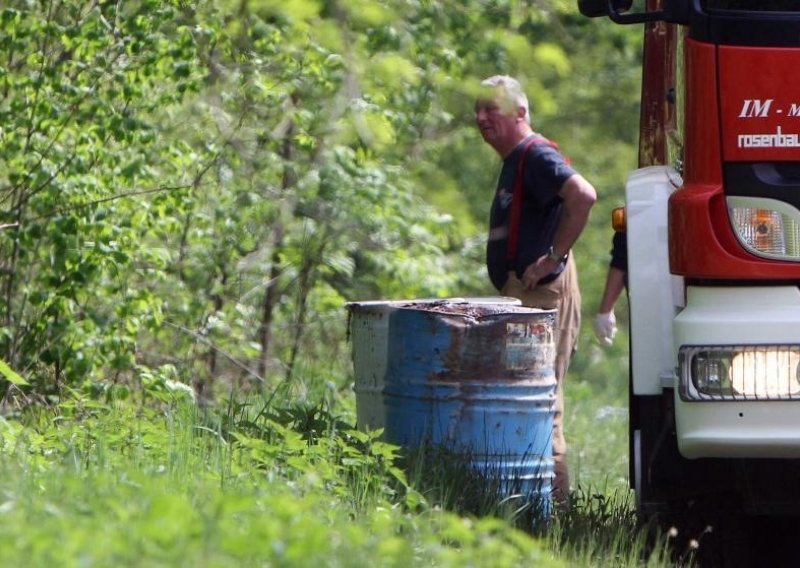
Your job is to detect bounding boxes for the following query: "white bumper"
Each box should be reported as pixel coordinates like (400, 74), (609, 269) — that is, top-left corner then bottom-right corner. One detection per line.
(674, 286), (800, 458)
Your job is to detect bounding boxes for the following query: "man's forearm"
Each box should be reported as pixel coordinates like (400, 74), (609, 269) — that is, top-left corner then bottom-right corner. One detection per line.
(551, 174), (597, 256)
(599, 266), (626, 313)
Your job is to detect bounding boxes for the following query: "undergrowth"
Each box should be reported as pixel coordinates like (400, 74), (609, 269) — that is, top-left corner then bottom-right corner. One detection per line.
(0, 383), (561, 567)
(0, 373), (683, 567)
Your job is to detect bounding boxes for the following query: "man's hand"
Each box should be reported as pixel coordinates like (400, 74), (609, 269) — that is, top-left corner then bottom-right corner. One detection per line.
(521, 255), (559, 289)
(594, 311), (617, 346)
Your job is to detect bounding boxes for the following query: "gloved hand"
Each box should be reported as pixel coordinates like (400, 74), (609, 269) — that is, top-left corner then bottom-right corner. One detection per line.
(594, 311), (617, 346)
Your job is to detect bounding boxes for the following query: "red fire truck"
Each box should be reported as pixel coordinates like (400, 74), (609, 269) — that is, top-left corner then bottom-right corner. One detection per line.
(579, 0), (800, 559)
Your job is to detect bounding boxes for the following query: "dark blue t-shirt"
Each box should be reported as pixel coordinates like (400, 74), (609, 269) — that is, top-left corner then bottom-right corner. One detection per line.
(610, 230), (629, 289)
(486, 135), (576, 291)
(610, 230), (628, 272)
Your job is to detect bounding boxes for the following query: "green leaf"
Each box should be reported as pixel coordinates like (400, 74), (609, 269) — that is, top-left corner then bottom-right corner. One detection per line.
(0, 359), (28, 386)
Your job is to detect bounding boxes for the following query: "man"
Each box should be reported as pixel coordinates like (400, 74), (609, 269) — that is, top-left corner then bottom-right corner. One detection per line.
(475, 75), (597, 506)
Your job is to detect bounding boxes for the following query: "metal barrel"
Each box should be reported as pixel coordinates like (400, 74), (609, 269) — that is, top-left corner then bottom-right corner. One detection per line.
(346, 300), (399, 432)
(346, 297), (522, 433)
(382, 301), (557, 511)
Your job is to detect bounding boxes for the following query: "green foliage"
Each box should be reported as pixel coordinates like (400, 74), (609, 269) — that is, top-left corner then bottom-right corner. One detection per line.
(0, 358), (27, 386)
(0, 0), (643, 411)
(0, 0), (673, 563)
(565, 338), (630, 492)
(0, 389), (569, 567)
(549, 488), (675, 567)
(0, 1), (202, 390)
(224, 399), (412, 511)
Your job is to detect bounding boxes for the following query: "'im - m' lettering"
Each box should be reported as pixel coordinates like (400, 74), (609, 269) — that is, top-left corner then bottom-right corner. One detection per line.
(739, 99), (773, 118)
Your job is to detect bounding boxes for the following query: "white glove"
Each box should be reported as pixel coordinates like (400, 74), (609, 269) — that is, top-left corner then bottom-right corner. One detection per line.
(594, 312), (617, 346)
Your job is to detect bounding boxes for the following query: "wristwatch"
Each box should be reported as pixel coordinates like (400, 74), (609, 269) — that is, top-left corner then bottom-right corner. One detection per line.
(547, 246), (567, 263)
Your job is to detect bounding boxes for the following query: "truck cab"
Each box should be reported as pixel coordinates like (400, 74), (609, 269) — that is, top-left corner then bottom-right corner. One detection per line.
(579, 0), (800, 540)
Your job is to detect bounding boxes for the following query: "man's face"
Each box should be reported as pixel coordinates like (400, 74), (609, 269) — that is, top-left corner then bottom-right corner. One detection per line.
(474, 97), (519, 147)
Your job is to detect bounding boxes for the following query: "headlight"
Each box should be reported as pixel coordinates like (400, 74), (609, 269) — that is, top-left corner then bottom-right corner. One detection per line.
(680, 345), (800, 401)
(728, 196), (800, 259)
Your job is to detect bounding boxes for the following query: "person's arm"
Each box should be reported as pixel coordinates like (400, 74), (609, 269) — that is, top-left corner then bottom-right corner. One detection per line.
(594, 265), (625, 345)
(521, 173), (597, 288)
(599, 266), (626, 314)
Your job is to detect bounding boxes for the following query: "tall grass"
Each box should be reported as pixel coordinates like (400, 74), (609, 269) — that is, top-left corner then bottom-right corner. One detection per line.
(397, 432), (677, 567)
(0, 385), (562, 567)
(0, 352), (683, 567)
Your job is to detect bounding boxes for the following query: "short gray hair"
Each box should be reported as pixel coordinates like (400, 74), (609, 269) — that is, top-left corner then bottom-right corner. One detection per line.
(480, 75), (530, 124)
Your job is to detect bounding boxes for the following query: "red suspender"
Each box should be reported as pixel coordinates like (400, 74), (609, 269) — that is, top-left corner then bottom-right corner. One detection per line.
(506, 136), (563, 267)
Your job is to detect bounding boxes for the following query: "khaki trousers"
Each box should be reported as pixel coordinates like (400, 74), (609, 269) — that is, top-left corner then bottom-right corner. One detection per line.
(501, 254), (581, 504)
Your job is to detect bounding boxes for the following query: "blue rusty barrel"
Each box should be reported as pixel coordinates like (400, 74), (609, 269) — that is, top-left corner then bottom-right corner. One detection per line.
(383, 301), (556, 511)
(347, 297), (522, 433)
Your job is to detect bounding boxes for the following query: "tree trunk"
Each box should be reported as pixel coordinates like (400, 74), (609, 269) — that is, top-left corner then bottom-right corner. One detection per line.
(258, 104), (297, 380)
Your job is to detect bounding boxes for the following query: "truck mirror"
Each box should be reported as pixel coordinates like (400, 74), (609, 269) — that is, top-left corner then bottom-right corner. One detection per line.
(578, 0), (633, 18)
(578, 0), (689, 24)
